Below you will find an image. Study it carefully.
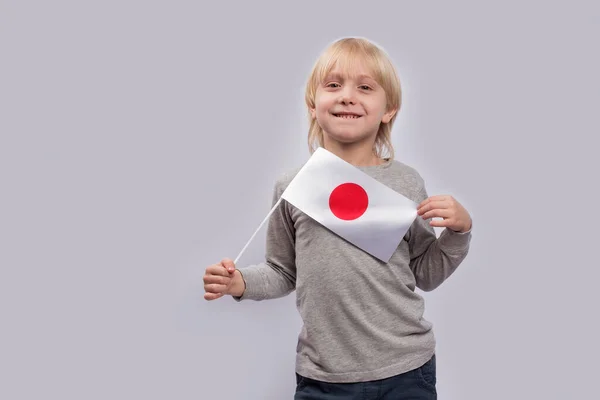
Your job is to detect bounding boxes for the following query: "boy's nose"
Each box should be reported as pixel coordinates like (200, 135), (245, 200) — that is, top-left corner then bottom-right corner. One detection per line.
(338, 87), (357, 105)
(339, 92), (356, 105)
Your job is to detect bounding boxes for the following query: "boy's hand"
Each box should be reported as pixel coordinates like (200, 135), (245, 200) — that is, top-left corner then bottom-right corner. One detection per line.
(203, 258), (245, 300)
(417, 195), (472, 233)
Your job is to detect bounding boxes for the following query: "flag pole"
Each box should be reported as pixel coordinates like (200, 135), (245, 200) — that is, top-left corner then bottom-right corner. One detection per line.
(234, 197), (283, 265)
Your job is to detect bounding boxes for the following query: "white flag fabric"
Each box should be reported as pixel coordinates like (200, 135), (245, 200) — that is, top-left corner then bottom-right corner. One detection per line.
(281, 148), (419, 263)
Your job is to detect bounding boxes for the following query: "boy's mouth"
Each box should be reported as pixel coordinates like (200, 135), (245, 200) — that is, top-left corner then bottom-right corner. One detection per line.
(332, 113), (362, 119)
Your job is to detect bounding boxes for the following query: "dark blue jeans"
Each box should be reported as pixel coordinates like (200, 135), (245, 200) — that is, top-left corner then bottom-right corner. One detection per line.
(294, 355), (437, 400)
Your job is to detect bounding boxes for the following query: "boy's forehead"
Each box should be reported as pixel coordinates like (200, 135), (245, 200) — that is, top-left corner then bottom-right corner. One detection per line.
(321, 54), (379, 80)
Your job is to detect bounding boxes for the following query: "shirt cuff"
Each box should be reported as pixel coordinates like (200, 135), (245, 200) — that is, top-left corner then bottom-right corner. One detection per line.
(231, 266), (263, 301)
(439, 223), (472, 251)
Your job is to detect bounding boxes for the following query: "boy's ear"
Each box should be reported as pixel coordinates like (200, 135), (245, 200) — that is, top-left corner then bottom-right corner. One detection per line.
(382, 108), (397, 124)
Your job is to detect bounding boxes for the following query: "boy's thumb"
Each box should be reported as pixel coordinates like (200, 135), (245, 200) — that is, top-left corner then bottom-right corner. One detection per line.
(221, 258), (236, 273)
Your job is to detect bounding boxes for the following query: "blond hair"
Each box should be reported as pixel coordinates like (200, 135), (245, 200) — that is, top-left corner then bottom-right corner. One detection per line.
(305, 37), (402, 160)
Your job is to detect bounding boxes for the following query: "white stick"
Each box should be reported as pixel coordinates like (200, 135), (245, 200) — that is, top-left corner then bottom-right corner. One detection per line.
(234, 197), (282, 265)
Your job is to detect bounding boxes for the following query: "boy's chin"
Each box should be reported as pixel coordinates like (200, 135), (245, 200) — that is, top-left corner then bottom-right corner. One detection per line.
(325, 131), (375, 145)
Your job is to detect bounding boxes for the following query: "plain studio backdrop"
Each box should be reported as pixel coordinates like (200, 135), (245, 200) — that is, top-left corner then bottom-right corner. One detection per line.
(1, 1), (599, 399)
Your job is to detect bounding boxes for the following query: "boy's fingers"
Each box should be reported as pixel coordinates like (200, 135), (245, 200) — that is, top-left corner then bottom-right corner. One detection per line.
(204, 283), (228, 293)
(203, 274), (230, 285)
(419, 195), (454, 209)
(204, 292), (224, 301)
(221, 258), (236, 273)
(429, 219), (460, 228)
(418, 201), (449, 214)
(421, 209), (451, 220)
(203, 259), (236, 301)
(429, 219), (447, 227)
(206, 264), (230, 277)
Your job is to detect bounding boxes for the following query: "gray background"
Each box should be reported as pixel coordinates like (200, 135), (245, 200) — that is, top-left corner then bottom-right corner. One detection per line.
(1, 1), (599, 399)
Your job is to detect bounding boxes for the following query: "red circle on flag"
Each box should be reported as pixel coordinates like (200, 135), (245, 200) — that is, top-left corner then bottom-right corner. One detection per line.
(329, 183), (369, 220)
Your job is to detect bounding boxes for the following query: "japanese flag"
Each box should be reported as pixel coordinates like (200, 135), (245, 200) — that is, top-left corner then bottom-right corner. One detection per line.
(281, 148), (418, 263)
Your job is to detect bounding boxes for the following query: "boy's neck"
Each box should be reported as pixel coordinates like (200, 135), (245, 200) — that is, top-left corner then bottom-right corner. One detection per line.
(323, 141), (383, 167)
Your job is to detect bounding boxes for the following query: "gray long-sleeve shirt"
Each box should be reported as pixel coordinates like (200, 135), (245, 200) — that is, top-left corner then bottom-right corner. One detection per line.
(235, 159), (472, 383)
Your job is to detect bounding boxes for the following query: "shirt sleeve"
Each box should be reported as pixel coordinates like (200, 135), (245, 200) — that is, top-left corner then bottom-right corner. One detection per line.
(407, 180), (472, 292)
(233, 177), (297, 301)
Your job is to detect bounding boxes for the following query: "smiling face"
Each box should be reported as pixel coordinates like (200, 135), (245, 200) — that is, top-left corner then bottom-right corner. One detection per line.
(310, 64), (396, 148)
(305, 38), (402, 159)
